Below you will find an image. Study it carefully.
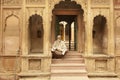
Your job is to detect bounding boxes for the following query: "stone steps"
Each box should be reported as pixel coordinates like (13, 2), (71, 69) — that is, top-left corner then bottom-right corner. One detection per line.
(51, 51), (89, 80)
(52, 59), (84, 63)
(51, 63), (86, 70)
(65, 53), (83, 58)
(51, 69), (87, 76)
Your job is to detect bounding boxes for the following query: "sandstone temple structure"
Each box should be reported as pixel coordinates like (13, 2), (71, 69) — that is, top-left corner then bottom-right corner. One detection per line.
(0, 0), (120, 80)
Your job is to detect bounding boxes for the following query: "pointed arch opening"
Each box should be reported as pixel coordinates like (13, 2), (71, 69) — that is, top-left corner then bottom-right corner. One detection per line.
(28, 14), (44, 53)
(93, 15), (107, 54)
(3, 15), (20, 72)
(4, 15), (20, 55)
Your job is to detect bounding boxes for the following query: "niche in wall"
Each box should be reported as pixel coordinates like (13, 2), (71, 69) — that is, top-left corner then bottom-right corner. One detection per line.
(29, 14), (44, 53)
(93, 15), (107, 54)
(2, 15), (20, 72)
(4, 15), (20, 55)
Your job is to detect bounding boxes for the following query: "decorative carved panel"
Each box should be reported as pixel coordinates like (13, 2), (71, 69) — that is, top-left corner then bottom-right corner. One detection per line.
(29, 59), (41, 70)
(114, 0), (120, 6)
(95, 60), (107, 72)
(3, 0), (22, 5)
(2, 57), (20, 72)
(91, 0), (110, 6)
(26, 0), (45, 5)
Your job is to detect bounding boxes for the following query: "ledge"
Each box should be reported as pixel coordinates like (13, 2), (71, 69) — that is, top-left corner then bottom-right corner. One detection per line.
(115, 55), (120, 57)
(18, 72), (50, 77)
(84, 54), (114, 59)
(0, 54), (20, 57)
(21, 54), (51, 58)
(88, 72), (117, 77)
(114, 6), (120, 10)
(0, 73), (17, 76)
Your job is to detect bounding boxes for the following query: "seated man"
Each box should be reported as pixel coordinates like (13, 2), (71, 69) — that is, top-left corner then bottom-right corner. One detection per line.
(51, 35), (67, 58)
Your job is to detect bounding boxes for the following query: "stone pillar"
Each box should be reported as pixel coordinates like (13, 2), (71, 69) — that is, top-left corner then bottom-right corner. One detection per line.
(106, 0), (115, 73)
(86, 0), (93, 55)
(22, 0), (27, 55)
(0, 0), (2, 54)
(108, 0), (114, 56)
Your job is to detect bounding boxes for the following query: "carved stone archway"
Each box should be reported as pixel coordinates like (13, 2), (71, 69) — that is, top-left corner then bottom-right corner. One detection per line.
(49, 0), (86, 21)
(51, 0), (85, 52)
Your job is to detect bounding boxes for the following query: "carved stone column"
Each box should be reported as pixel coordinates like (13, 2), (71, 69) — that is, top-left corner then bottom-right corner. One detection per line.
(86, 0), (93, 55)
(107, 0), (114, 56)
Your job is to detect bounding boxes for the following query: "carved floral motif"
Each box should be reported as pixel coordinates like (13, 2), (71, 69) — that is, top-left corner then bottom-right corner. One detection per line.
(3, 0), (22, 5)
(91, 0), (109, 6)
(26, 0), (45, 5)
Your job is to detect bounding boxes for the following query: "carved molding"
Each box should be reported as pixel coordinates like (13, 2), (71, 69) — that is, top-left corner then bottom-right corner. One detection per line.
(54, 0), (82, 9)
(3, 0), (22, 5)
(26, 8), (44, 21)
(3, 9), (21, 21)
(91, 0), (110, 6)
(26, 0), (45, 5)
(49, 0), (86, 11)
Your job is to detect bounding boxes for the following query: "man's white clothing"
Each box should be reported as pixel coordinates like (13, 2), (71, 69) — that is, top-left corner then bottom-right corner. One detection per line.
(52, 40), (67, 55)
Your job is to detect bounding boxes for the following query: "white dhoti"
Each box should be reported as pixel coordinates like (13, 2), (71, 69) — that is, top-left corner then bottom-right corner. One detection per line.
(51, 40), (67, 55)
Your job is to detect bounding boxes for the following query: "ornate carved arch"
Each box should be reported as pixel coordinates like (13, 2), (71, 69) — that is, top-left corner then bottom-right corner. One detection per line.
(4, 14), (20, 31)
(52, 0), (84, 15)
(93, 15), (107, 31)
(49, 0), (86, 21)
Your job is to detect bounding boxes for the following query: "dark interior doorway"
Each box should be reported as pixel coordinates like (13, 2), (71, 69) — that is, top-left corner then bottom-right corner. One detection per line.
(55, 15), (77, 51)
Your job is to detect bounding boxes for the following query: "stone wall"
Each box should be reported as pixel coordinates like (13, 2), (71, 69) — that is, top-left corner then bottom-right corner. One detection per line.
(114, 0), (120, 77)
(85, 0), (116, 77)
(0, 0), (119, 80)
(0, 0), (51, 80)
